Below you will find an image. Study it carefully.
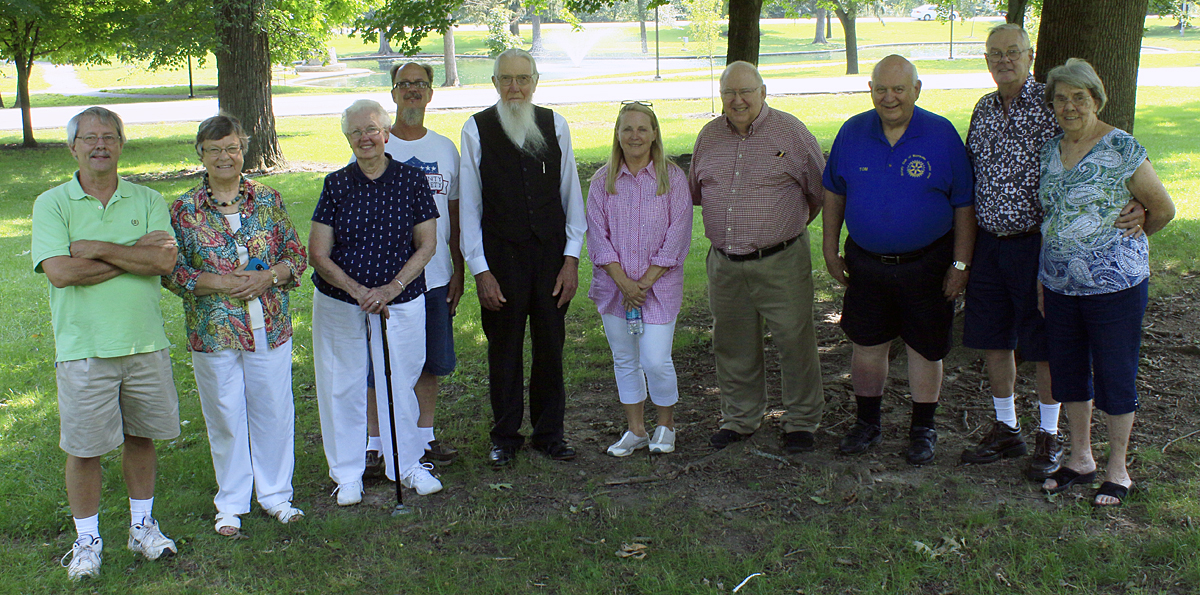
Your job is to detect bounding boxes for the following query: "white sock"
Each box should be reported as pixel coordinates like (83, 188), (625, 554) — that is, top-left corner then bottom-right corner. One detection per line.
(74, 514), (101, 544)
(420, 426), (436, 448)
(367, 436), (382, 453)
(993, 395), (1019, 430)
(130, 497), (153, 527)
(1039, 402), (1061, 434)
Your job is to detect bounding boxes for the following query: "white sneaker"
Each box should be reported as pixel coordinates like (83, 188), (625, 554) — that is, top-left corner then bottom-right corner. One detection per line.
(127, 519), (177, 560)
(265, 502), (304, 524)
(401, 462), (443, 495)
(649, 426), (676, 454)
(333, 480), (363, 506)
(607, 431), (650, 457)
(61, 536), (102, 580)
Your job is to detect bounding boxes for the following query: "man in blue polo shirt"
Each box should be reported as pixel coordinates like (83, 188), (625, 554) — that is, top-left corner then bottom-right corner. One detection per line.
(822, 55), (976, 465)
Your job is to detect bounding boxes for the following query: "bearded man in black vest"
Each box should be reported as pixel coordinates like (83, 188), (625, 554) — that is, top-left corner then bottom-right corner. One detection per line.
(458, 48), (587, 467)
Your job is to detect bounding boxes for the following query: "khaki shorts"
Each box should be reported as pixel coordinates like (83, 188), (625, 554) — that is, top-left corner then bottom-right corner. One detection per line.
(56, 348), (181, 457)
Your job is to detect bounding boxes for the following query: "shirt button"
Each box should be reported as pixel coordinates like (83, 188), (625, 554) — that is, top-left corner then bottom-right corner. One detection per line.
(727, 207), (732, 212)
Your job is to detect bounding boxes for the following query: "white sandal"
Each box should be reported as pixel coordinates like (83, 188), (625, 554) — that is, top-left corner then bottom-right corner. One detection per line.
(265, 502), (304, 524)
(215, 512), (241, 536)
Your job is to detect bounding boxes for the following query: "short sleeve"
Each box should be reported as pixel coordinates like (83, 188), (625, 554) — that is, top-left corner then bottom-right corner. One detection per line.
(31, 193), (70, 273)
(146, 190), (172, 233)
(822, 129), (847, 196)
(410, 170), (438, 224)
(312, 173), (339, 226)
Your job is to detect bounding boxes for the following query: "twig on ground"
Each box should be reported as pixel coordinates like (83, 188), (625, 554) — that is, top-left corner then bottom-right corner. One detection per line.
(748, 448), (791, 464)
(604, 445), (735, 486)
(1162, 428), (1200, 453)
(732, 572), (763, 593)
(723, 501), (766, 513)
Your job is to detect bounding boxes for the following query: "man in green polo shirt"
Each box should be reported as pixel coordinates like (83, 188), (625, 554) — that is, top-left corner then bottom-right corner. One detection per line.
(31, 107), (181, 580)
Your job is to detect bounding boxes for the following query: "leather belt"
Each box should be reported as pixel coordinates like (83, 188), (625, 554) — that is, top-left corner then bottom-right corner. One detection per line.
(716, 235), (800, 262)
(990, 229), (1040, 240)
(856, 231), (951, 265)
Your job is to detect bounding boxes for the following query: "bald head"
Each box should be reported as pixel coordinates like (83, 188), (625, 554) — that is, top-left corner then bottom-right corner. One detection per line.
(872, 55), (918, 87)
(720, 60), (764, 88)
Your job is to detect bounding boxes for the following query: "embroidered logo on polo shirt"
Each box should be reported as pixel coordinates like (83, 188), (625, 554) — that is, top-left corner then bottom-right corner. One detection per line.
(403, 156), (447, 195)
(902, 154), (931, 179)
(131, 219), (139, 226)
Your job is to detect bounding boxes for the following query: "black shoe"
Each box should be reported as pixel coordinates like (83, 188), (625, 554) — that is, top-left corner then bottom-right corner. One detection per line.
(839, 421), (882, 454)
(532, 441), (577, 461)
(488, 445), (517, 468)
(364, 450), (385, 478)
(1026, 429), (1065, 481)
(710, 428), (751, 450)
(907, 426), (938, 466)
(782, 431), (815, 454)
(960, 421), (1027, 464)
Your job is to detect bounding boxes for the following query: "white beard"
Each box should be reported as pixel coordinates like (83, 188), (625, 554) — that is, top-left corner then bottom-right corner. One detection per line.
(399, 107), (423, 127)
(496, 100), (547, 154)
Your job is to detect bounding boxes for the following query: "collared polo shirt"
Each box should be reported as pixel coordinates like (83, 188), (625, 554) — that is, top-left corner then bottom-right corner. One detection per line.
(823, 106), (973, 254)
(966, 75), (1061, 234)
(311, 157), (438, 305)
(689, 104), (825, 255)
(31, 174), (172, 362)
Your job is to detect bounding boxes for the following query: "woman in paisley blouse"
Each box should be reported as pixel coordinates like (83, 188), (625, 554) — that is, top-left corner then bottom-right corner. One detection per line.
(1036, 59), (1175, 507)
(164, 114), (308, 535)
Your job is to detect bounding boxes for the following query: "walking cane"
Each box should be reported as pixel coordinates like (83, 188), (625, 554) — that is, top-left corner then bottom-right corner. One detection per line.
(378, 312), (412, 516)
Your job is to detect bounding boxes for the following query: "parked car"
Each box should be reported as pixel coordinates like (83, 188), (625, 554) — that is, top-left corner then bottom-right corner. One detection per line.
(911, 4), (958, 20)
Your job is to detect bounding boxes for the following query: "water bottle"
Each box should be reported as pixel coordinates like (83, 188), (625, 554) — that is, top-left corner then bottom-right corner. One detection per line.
(626, 306), (644, 336)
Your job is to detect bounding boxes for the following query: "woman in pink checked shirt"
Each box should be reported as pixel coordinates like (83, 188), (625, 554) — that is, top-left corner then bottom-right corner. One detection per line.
(586, 101), (693, 457)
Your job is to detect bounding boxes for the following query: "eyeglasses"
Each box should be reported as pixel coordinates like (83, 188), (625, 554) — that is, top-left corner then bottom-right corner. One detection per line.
(621, 100), (654, 108)
(393, 80), (431, 90)
(986, 48), (1030, 62)
(719, 86), (761, 99)
(1049, 93), (1093, 109)
(348, 126), (384, 140)
(497, 74), (534, 87)
(77, 134), (120, 146)
(202, 145), (243, 157)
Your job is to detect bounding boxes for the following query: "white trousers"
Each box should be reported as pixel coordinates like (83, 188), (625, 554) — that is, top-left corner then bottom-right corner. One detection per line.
(600, 314), (680, 407)
(313, 290), (425, 484)
(191, 327), (295, 515)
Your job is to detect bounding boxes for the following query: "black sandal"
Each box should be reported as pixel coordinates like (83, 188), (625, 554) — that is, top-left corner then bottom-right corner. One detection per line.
(1092, 481), (1131, 507)
(1042, 467), (1097, 495)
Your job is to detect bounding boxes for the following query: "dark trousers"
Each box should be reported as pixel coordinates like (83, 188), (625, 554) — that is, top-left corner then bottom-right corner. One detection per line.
(481, 236), (568, 448)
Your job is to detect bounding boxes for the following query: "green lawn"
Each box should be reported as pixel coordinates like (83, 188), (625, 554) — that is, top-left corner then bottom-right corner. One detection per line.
(1, 88), (1198, 594)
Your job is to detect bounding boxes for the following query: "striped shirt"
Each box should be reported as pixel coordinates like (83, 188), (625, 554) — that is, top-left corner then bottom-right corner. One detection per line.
(586, 161), (693, 324)
(689, 104), (825, 255)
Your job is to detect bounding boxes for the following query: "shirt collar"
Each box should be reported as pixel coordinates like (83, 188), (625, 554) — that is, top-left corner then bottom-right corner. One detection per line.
(724, 103), (772, 137)
(868, 106), (927, 143)
(68, 172), (132, 203)
(349, 154), (398, 183)
(617, 160), (657, 180)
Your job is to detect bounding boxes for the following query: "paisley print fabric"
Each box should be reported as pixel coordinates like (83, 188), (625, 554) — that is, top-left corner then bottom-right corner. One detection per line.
(1038, 129), (1149, 296)
(164, 178), (308, 353)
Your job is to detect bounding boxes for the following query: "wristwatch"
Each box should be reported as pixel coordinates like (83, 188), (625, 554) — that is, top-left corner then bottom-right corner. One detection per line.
(269, 268), (279, 286)
(952, 261), (971, 271)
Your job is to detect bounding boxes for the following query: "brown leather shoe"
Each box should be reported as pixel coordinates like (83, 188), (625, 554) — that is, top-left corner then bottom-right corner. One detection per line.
(960, 421), (1027, 464)
(423, 439), (459, 464)
(1026, 429), (1064, 481)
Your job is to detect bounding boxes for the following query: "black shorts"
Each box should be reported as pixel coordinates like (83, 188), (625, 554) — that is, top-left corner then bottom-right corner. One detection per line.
(840, 233), (955, 361)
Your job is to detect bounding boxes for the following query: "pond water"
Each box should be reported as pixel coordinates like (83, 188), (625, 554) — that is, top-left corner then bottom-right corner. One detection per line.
(302, 42), (985, 88)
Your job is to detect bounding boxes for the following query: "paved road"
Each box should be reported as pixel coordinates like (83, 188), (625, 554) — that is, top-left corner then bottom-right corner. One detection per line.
(4, 67), (1199, 132)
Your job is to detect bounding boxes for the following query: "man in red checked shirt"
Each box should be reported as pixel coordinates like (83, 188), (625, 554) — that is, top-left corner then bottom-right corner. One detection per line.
(689, 61), (827, 455)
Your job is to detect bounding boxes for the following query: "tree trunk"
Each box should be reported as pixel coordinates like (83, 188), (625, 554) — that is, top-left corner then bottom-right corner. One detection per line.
(509, 0), (521, 37)
(443, 26), (460, 87)
(530, 13), (543, 54)
(638, 0), (649, 54)
(378, 30), (393, 55)
(1006, 0), (1028, 25)
(726, 0), (764, 65)
(15, 47), (35, 147)
(834, 6), (859, 75)
(827, 11), (833, 38)
(215, 0), (285, 170)
(1035, 0), (1149, 133)
(814, 8), (827, 44)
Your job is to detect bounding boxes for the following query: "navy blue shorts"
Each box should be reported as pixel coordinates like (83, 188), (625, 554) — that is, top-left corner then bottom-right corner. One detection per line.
(962, 231), (1048, 361)
(366, 284), (456, 388)
(840, 233), (955, 362)
(1044, 280), (1147, 416)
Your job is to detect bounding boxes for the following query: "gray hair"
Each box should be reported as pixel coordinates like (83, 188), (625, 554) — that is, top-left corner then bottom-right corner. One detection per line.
(986, 23), (1031, 49)
(390, 61), (434, 85)
(194, 112), (250, 157)
(493, 48), (539, 79)
(872, 54), (919, 87)
(719, 61), (764, 88)
(1045, 58), (1107, 112)
(341, 99), (392, 135)
(67, 107), (125, 145)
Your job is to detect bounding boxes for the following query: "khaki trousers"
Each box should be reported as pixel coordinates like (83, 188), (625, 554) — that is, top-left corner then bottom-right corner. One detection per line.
(706, 234), (824, 433)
